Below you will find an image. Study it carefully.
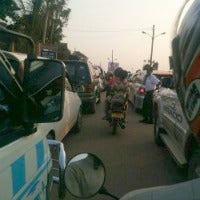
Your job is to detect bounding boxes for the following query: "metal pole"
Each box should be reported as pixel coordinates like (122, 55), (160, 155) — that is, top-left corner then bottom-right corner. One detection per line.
(149, 25), (155, 65)
(111, 49), (113, 63)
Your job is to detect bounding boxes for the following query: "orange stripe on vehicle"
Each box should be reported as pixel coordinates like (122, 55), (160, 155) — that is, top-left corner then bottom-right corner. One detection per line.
(184, 52), (200, 87)
(191, 116), (200, 135)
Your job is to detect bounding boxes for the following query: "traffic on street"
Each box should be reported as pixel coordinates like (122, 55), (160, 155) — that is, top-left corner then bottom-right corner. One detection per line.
(1, 1), (200, 200)
(58, 93), (187, 200)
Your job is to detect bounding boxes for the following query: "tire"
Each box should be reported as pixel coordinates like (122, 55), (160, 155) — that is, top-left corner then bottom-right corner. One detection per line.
(72, 109), (82, 133)
(90, 102), (96, 114)
(112, 120), (117, 135)
(133, 97), (141, 113)
(58, 167), (66, 199)
(188, 148), (200, 179)
(154, 113), (164, 146)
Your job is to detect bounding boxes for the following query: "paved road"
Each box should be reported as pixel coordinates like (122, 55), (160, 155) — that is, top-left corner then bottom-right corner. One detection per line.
(54, 93), (187, 199)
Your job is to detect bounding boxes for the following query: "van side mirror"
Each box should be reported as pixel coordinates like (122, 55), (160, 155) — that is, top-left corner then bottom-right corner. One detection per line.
(24, 59), (65, 123)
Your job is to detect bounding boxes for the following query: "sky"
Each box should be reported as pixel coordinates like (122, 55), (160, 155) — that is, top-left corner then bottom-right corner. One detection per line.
(62, 0), (186, 73)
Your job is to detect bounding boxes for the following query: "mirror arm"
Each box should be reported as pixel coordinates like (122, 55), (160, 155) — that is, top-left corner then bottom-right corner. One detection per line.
(21, 95), (37, 135)
(99, 187), (119, 200)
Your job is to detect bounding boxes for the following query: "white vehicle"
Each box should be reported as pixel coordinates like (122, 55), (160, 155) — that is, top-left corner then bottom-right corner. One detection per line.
(38, 72), (82, 141)
(129, 69), (172, 112)
(0, 26), (66, 199)
(3, 51), (82, 141)
(153, 76), (200, 178)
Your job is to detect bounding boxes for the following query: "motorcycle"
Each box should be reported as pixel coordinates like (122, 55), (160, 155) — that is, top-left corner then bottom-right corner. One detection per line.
(108, 97), (126, 135)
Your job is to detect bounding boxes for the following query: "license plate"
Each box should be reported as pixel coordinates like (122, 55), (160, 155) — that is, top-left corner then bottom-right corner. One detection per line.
(111, 113), (123, 118)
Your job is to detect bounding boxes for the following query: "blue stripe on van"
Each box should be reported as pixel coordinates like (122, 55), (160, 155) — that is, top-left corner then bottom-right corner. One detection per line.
(11, 156), (26, 195)
(34, 194), (41, 200)
(16, 158), (51, 200)
(36, 141), (45, 169)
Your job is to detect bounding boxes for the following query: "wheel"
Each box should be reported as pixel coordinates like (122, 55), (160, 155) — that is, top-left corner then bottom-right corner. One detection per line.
(90, 102), (96, 114)
(188, 148), (200, 179)
(112, 120), (117, 135)
(154, 113), (164, 146)
(133, 96), (141, 113)
(72, 109), (82, 133)
(58, 167), (66, 199)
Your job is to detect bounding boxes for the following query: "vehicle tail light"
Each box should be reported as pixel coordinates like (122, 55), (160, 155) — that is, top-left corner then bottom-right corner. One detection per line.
(139, 87), (145, 94)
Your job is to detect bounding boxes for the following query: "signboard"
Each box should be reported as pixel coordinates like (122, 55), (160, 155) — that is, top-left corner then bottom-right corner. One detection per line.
(108, 62), (119, 73)
(41, 49), (57, 59)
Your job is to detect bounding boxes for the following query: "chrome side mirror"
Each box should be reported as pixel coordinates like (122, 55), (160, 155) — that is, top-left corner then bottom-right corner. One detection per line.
(64, 153), (105, 198)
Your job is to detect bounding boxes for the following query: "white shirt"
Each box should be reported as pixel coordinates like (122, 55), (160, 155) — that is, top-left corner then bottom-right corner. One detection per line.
(144, 74), (160, 91)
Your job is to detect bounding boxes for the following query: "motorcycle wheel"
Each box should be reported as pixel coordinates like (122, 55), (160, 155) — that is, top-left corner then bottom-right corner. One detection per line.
(112, 119), (117, 135)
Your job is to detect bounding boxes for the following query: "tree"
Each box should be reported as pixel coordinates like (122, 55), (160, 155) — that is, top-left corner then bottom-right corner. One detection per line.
(57, 43), (71, 60)
(69, 51), (88, 62)
(0, 0), (19, 22)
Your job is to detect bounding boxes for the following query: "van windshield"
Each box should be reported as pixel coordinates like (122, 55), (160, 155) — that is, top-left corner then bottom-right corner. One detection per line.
(64, 61), (91, 85)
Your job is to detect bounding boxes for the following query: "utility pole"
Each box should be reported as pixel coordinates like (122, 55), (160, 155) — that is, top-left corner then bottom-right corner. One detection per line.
(142, 25), (165, 66)
(149, 25), (155, 65)
(111, 49), (113, 63)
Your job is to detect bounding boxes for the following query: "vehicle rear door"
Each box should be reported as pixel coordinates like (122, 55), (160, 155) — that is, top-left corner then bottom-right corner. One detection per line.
(174, 94), (190, 149)
(160, 87), (177, 139)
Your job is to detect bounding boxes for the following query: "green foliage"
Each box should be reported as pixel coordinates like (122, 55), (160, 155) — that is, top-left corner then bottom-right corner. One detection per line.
(0, 0), (19, 22)
(57, 43), (71, 60)
(69, 51), (88, 62)
(0, 0), (87, 60)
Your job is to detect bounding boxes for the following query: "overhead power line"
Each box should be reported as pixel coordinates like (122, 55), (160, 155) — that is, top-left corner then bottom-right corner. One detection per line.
(67, 26), (152, 33)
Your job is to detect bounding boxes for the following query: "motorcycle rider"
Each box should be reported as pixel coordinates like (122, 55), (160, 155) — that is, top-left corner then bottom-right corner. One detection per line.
(121, 0), (200, 199)
(103, 67), (129, 125)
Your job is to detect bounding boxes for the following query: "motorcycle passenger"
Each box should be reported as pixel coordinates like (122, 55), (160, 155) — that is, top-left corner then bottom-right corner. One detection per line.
(121, 0), (200, 199)
(103, 67), (129, 126)
(104, 72), (114, 97)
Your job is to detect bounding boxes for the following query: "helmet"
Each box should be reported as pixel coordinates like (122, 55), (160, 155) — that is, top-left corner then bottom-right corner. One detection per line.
(171, 0), (200, 137)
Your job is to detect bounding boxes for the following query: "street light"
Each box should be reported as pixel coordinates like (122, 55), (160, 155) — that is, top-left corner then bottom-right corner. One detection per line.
(142, 25), (165, 66)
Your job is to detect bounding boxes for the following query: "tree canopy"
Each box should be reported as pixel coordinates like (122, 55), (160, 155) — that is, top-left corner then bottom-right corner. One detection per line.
(0, 0), (87, 61)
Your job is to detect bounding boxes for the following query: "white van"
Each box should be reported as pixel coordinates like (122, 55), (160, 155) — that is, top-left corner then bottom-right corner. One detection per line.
(0, 26), (66, 199)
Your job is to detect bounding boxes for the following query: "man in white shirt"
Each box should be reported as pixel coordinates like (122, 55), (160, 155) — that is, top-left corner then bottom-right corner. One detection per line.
(140, 67), (160, 124)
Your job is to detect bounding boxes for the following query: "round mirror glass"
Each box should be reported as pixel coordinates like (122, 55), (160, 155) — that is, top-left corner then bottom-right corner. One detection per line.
(64, 153), (105, 198)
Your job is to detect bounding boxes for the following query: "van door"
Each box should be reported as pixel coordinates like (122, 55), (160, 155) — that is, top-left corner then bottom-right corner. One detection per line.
(174, 94), (190, 150)
(0, 57), (52, 199)
(0, 132), (52, 200)
(160, 88), (177, 138)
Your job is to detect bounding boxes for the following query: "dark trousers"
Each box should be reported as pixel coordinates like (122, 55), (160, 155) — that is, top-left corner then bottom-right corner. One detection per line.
(142, 90), (154, 121)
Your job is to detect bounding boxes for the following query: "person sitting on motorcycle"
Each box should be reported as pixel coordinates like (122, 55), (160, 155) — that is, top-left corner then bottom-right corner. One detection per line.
(103, 67), (129, 123)
(104, 72), (114, 97)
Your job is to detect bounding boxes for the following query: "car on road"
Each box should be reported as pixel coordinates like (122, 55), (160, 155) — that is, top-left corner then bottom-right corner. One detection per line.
(64, 60), (100, 113)
(39, 72), (82, 141)
(3, 51), (82, 141)
(153, 76), (200, 178)
(129, 69), (172, 112)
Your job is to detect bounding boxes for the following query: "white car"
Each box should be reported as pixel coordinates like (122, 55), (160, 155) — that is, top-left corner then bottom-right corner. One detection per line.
(129, 69), (172, 112)
(38, 70), (82, 141)
(3, 51), (82, 141)
(153, 76), (200, 179)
